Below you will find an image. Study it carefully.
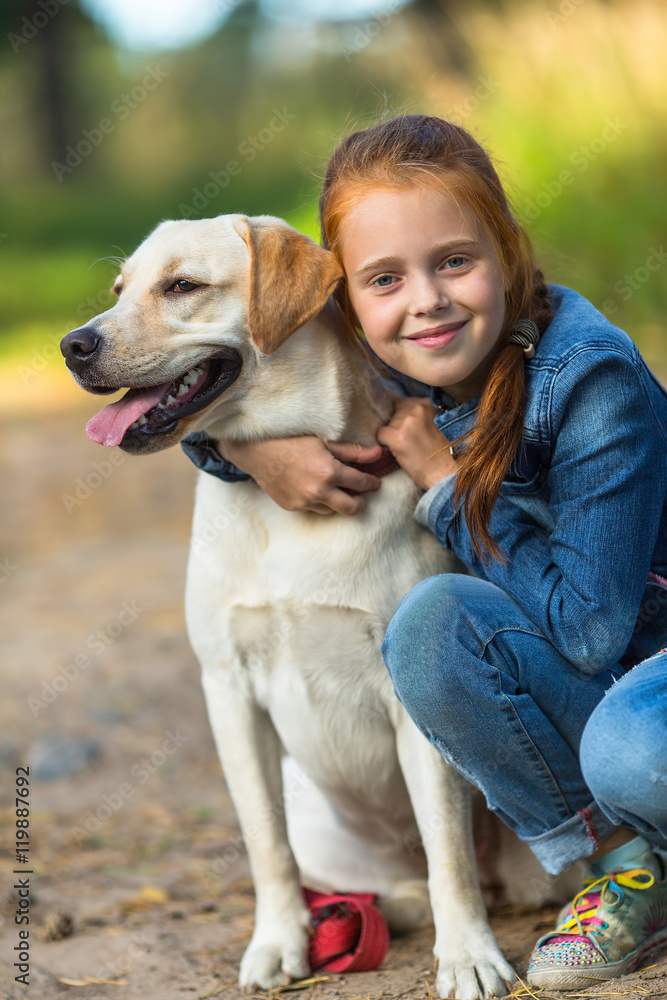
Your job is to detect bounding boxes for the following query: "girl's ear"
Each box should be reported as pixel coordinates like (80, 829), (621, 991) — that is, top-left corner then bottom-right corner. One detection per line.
(234, 216), (343, 354)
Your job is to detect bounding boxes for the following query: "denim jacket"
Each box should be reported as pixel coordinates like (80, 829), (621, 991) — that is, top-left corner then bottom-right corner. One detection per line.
(416, 284), (667, 674)
(182, 284), (667, 676)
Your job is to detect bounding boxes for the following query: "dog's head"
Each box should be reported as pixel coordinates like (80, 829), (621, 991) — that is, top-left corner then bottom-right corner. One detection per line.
(60, 215), (343, 454)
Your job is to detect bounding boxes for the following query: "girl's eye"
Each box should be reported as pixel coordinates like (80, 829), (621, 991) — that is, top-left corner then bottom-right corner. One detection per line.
(373, 275), (396, 287)
(170, 279), (199, 293)
(443, 256), (468, 270)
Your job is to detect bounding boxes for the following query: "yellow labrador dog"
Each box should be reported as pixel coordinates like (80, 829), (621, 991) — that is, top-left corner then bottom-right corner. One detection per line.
(61, 215), (518, 999)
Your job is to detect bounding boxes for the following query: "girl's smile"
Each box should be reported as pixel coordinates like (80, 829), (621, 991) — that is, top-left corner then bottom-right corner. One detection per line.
(340, 184), (507, 402)
(404, 319), (467, 349)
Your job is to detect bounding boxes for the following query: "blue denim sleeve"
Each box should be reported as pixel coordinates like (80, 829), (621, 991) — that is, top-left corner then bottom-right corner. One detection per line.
(180, 431), (251, 482)
(414, 475), (456, 528)
(423, 352), (667, 674)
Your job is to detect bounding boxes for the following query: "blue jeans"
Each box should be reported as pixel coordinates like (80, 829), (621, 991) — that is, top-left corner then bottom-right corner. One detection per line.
(382, 573), (667, 876)
(580, 651), (667, 844)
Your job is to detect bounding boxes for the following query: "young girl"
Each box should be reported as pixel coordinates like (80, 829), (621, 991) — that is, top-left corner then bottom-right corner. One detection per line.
(182, 115), (667, 990)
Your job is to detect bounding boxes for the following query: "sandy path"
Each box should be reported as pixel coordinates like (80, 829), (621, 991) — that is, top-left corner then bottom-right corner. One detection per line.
(0, 384), (665, 1000)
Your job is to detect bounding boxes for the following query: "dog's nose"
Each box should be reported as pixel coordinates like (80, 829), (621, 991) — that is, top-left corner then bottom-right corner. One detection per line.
(60, 326), (101, 364)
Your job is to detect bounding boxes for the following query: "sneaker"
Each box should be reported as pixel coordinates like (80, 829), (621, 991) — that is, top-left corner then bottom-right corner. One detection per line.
(527, 855), (667, 990)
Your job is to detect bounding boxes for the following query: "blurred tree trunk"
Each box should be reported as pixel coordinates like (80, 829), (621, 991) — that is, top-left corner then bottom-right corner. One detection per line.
(33, 11), (71, 165)
(405, 0), (475, 77)
(1, 0), (93, 172)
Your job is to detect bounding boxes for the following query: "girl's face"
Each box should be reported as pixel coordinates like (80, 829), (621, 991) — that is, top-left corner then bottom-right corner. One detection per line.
(340, 184), (507, 403)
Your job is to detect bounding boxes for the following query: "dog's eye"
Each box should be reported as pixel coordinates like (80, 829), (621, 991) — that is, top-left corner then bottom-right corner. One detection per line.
(170, 279), (199, 293)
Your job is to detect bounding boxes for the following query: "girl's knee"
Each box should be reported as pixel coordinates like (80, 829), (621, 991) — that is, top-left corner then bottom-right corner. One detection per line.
(381, 573), (493, 720)
(581, 692), (667, 813)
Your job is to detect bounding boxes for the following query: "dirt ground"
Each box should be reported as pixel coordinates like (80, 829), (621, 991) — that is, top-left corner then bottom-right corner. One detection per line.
(1, 372), (666, 1000)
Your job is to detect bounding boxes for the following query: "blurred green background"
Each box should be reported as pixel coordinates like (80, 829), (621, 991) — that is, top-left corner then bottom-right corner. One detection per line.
(1, 0), (666, 385)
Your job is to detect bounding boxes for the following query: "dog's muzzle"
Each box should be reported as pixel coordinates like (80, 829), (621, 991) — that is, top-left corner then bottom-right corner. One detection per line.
(61, 323), (243, 449)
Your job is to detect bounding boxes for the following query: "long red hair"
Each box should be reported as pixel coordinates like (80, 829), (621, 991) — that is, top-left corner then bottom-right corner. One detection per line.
(319, 114), (551, 561)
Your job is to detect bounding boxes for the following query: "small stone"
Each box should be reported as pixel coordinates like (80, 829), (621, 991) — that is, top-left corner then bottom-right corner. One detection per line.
(36, 910), (74, 942)
(28, 735), (102, 780)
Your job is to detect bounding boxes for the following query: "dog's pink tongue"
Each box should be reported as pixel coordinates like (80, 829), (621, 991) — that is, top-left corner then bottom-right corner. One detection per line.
(86, 383), (169, 447)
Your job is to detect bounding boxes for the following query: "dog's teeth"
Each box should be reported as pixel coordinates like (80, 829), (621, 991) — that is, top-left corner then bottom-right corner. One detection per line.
(130, 421), (139, 429)
(138, 415), (148, 426)
(177, 383), (189, 396)
(166, 394), (177, 405)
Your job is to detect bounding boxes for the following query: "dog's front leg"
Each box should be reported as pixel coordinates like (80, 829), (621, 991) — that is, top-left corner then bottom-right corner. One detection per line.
(201, 666), (311, 990)
(395, 709), (515, 1000)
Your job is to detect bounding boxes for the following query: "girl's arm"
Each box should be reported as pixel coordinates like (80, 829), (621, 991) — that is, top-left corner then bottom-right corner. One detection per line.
(418, 351), (667, 674)
(185, 396), (452, 514)
(216, 437), (383, 515)
(181, 432), (383, 514)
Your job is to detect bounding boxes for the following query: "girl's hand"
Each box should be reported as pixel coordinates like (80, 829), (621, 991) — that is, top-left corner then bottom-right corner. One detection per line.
(376, 398), (457, 490)
(216, 436), (382, 515)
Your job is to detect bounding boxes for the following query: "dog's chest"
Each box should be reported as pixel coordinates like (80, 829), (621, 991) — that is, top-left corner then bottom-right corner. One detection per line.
(185, 473), (442, 796)
(228, 599), (403, 802)
(187, 471), (448, 616)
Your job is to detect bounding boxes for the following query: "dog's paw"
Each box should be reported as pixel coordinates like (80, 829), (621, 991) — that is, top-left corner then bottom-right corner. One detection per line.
(239, 934), (310, 991)
(434, 942), (515, 999)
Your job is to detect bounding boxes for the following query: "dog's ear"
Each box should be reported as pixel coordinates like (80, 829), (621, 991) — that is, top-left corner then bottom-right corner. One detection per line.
(234, 216), (343, 354)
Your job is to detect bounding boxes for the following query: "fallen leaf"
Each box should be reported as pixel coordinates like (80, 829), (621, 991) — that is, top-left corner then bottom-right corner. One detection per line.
(139, 885), (168, 903)
(121, 885), (168, 912)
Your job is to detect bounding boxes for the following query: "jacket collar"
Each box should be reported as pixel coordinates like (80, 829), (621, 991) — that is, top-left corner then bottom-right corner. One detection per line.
(430, 386), (480, 443)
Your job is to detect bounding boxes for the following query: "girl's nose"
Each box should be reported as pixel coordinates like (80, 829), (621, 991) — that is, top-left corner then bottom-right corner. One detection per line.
(408, 274), (450, 316)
